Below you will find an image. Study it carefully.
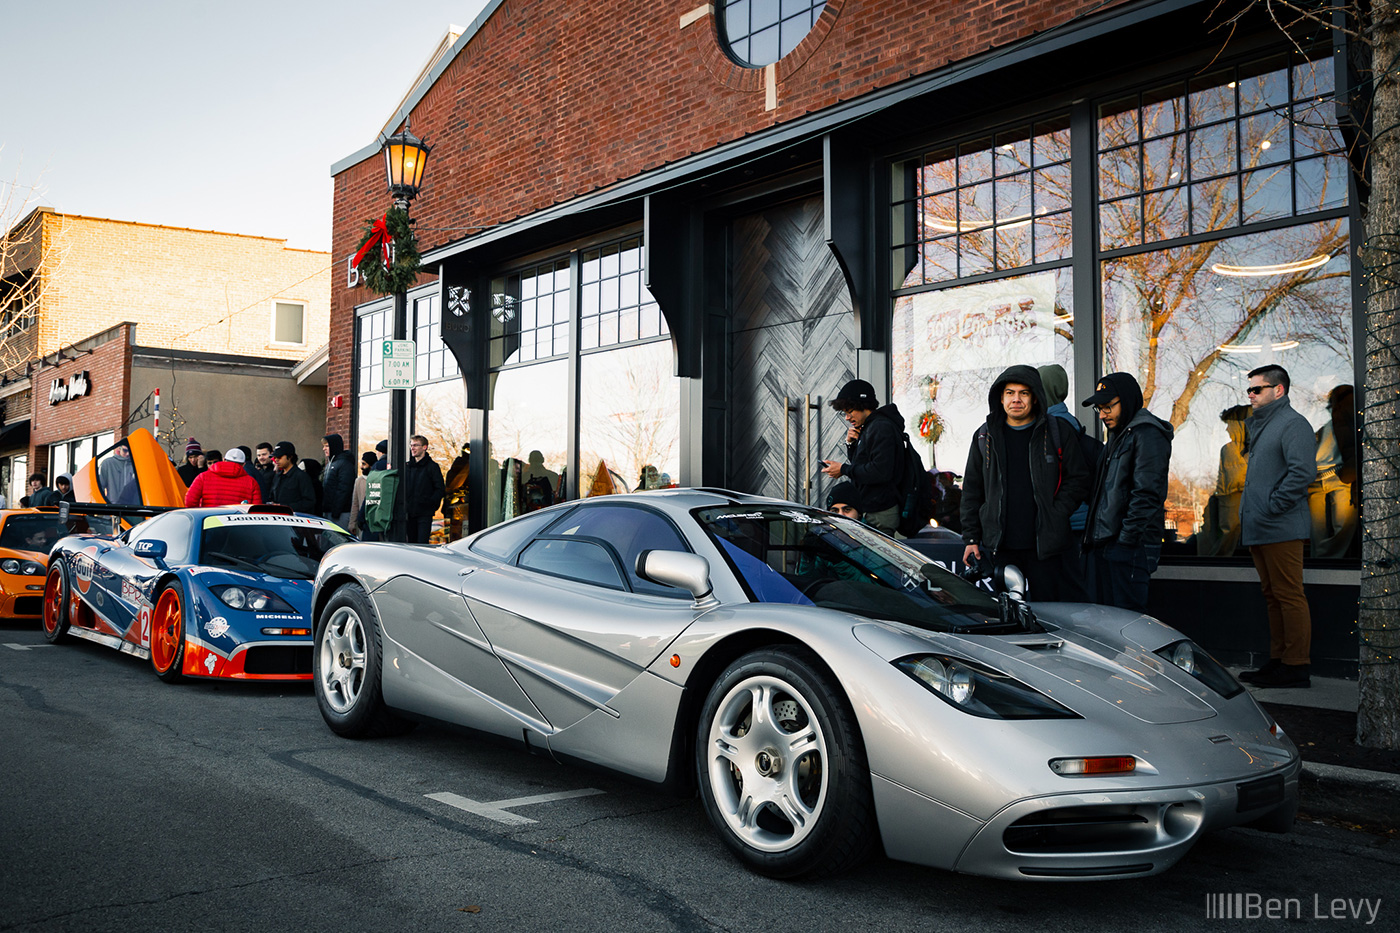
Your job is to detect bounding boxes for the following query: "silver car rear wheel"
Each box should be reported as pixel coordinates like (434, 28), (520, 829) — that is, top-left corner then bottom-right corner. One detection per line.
(697, 646), (874, 878)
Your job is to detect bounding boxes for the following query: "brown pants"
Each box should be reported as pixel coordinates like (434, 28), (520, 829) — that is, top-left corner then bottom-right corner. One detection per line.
(1249, 539), (1311, 665)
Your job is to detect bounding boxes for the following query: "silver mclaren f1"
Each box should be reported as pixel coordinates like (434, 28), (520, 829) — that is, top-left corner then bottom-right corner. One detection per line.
(309, 489), (1298, 880)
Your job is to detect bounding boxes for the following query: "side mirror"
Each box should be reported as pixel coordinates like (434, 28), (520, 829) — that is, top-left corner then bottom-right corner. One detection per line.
(636, 550), (715, 605)
(133, 539), (168, 562)
(1002, 563), (1027, 599)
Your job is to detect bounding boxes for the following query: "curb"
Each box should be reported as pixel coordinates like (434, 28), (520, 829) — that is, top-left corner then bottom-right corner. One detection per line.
(1298, 760), (1400, 828)
(1301, 760), (1400, 794)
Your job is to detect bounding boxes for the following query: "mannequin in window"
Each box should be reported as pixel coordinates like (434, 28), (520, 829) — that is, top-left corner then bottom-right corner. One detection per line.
(1197, 405), (1250, 557)
(1310, 384), (1358, 559)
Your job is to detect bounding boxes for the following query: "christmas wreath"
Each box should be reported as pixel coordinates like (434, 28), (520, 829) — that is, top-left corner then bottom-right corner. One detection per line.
(353, 207), (422, 294)
(914, 409), (944, 445)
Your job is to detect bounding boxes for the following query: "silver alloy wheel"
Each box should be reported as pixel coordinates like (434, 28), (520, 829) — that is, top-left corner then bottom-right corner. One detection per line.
(319, 605), (367, 714)
(706, 674), (829, 852)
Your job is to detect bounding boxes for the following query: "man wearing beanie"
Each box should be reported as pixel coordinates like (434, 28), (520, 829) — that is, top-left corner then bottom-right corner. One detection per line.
(185, 447), (263, 507)
(820, 379), (904, 534)
(825, 480), (863, 521)
(1079, 372), (1173, 613)
(177, 438), (205, 486)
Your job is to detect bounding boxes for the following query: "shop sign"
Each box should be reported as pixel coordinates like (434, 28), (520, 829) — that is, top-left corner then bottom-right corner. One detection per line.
(49, 370), (92, 405)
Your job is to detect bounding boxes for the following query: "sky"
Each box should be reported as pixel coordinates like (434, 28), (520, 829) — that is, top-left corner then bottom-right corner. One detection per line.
(1, 0), (489, 254)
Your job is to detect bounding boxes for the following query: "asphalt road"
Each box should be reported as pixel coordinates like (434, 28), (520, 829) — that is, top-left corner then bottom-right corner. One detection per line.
(3, 623), (1398, 933)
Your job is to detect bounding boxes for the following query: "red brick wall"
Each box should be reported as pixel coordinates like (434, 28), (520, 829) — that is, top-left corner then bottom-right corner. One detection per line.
(31, 323), (133, 465)
(329, 0), (1130, 424)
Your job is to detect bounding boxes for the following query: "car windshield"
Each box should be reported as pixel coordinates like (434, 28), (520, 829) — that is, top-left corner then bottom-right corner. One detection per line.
(695, 505), (1007, 633)
(0, 515), (71, 553)
(198, 517), (355, 580)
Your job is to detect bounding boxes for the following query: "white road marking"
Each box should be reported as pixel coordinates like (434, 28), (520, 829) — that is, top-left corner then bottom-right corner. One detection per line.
(4, 643), (51, 650)
(425, 787), (606, 826)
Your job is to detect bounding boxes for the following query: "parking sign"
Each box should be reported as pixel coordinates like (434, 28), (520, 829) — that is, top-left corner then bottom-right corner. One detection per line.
(382, 339), (415, 389)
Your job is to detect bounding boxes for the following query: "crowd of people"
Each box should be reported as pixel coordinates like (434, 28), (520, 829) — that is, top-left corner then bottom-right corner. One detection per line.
(820, 363), (1324, 689)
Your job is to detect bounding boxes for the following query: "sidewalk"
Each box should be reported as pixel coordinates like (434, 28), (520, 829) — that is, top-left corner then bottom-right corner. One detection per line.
(1233, 669), (1400, 829)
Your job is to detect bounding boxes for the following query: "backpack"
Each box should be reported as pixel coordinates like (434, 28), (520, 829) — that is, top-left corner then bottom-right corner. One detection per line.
(364, 469), (400, 534)
(896, 432), (937, 537)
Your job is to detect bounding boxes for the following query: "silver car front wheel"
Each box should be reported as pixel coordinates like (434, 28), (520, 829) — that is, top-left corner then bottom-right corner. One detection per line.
(697, 646), (874, 878)
(313, 583), (415, 738)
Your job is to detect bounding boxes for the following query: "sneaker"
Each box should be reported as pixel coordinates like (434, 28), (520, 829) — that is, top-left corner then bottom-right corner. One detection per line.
(1250, 662), (1310, 688)
(1238, 658), (1282, 684)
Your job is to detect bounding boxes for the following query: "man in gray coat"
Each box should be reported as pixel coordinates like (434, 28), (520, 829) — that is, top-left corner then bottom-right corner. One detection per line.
(1238, 364), (1316, 688)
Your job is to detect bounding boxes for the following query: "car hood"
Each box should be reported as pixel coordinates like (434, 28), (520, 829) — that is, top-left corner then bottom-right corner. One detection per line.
(852, 602), (1220, 724)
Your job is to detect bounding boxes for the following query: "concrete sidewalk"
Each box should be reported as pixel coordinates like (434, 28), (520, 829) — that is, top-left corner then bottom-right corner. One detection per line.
(1233, 670), (1400, 824)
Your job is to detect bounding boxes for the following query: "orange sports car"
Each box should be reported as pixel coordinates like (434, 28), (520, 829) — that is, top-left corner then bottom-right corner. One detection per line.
(0, 508), (118, 621)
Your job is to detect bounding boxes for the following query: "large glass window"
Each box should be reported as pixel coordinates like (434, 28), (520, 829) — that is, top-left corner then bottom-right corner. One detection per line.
(487, 360), (569, 526)
(892, 270), (1075, 474)
(580, 238), (668, 350)
(580, 340), (681, 494)
(1103, 219), (1352, 556)
(491, 259), (571, 366)
(892, 117), (1072, 289)
(1097, 52), (1344, 249)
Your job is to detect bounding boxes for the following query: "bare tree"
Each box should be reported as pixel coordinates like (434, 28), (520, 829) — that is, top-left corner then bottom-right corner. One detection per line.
(0, 152), (64, 381)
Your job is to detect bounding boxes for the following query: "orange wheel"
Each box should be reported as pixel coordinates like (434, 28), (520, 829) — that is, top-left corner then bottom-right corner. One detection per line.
(42, 564), (71, 644)
(150, 585), (186, 682)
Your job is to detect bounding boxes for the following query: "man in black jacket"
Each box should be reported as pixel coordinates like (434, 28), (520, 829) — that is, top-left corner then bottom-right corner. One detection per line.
(820, 379), (904, 534)
(320, 433), (355, 526)
(960, 364), (1091, 601)
(1080, 373), (1174, 612)
(402, 434), (446, 544)
(269, 441), (317, 514)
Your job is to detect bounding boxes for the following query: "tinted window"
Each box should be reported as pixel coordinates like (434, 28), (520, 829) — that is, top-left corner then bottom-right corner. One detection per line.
(547, 504), (691, 597)
(518, 538), (626, 590)
(468, 508), (564, 560)
(0, 515), (71, 554)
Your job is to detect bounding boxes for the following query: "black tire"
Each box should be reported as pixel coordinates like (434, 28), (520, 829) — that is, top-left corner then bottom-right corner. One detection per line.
(313, 583), (415, 738)
(696, 646), (875, 878)
(42, 562), (71, 644)
(150, 583), (187, 683)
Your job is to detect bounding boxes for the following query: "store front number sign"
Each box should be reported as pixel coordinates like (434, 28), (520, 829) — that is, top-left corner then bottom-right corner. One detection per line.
(49, 370), (92, 405)
(381, 340), (416, 389)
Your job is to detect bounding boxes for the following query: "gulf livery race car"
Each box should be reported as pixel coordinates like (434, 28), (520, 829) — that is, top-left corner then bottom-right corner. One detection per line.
(42, 506), (354, 681)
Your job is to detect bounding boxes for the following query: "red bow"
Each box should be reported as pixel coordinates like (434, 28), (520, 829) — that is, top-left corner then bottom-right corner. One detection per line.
(352, 213), (393, 268)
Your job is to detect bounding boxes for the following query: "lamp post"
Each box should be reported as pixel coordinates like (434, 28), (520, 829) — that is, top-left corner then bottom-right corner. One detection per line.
(377, 119), (431, 540)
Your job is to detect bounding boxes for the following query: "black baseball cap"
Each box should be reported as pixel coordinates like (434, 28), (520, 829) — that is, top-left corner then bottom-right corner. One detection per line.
(272, 441), (297, 460)
(1082, 373), (1135, 408)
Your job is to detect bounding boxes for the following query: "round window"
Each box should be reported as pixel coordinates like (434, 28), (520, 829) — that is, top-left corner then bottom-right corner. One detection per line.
(721, 0), (825, 68)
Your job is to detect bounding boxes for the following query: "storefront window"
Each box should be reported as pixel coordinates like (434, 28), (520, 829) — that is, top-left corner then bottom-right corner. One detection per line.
(892, 269), (1074, 475)
(491, 259), (571, 367)
(891, 116), (1072, 289)
(1097, 51), (1343, 249)
(486, 359), (569, 526)
(355, 392), (390, 463)
(579, 341), (681, 496)
(413, 292), (461, 383)
(1102, 219), (1353, 557)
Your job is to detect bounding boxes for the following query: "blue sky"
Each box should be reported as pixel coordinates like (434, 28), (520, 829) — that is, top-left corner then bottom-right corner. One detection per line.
(1, 0), (487, 253)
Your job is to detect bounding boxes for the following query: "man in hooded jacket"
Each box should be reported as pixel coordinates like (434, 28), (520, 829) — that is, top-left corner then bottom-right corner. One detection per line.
(320, 433), (355, 526)
(1080, 372), (1173, 612)
(820, 379), (905, 534)
(960, 364), (1091, 601)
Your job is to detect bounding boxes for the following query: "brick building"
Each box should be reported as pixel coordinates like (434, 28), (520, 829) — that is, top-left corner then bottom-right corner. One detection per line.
(330, 0), (1364, 673)
(0, 209), (333, 500)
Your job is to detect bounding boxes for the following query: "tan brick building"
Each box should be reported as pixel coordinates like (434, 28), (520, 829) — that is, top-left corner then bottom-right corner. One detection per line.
(0, 208), (332, 502)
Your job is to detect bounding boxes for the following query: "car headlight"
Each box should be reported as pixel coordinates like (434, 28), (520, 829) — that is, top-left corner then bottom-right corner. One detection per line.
(1155, 639), (1243, 698)
(1, 558), (44, 576)
(211, 585), (295, 613)
(895, 654), (1080, 719)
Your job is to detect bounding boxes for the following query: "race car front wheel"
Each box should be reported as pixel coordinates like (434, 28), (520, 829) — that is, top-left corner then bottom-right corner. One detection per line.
(314, 583), (415, 738)
(696, 646), (875, 879)
(42, 563), (71, 644)
(150, 584), (187, 683)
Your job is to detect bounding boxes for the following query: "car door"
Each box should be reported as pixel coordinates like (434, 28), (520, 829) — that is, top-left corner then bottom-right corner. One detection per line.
(91, 513), (191, 645)
(463, 503), (703, 731)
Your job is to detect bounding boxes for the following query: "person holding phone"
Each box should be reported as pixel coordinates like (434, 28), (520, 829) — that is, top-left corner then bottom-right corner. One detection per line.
(820, 379), (904, 535)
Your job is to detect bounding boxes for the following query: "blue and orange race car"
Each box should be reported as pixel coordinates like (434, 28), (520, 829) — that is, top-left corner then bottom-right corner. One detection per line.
(42, 506), (354, 682)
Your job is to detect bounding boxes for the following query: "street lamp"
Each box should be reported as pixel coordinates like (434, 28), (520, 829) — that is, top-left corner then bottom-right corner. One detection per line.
(379, 118), (431, 540)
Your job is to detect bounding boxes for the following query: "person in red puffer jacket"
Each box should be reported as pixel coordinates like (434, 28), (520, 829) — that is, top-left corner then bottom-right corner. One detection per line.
(185, 447), (264, 507)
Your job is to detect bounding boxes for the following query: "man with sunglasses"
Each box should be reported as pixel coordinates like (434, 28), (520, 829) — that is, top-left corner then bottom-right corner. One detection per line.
(1238, 364), (1316, 688)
